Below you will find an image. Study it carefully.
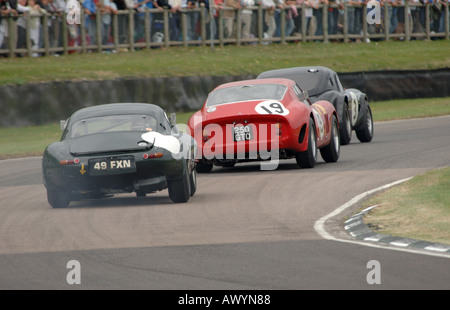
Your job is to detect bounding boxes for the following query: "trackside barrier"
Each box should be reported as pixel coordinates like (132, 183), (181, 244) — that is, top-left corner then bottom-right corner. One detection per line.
(0, 2), (449, 57)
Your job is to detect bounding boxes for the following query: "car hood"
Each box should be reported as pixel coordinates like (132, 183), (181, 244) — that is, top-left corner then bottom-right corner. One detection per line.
(69, 132), (153, 156)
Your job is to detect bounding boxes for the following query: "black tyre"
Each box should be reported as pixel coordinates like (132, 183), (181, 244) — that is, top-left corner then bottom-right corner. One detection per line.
(196, 160), (213, 173)
(189, 166), (197, 196)
(340, 105), (352, 145)
(136, 190), (146, 197)
(221, 162), (236, 168)
(47, 189), (70, 208)
(168, 163), (191, 203)
(296, 118), (317, 168)
(355, 105), (374, 143)
(320, 115), (340, 163)
(188, 149), (197, 196)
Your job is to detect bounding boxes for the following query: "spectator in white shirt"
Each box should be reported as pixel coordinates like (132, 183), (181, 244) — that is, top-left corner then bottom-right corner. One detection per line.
(240, 0), (254, 41)
(261, 0), (283, 39)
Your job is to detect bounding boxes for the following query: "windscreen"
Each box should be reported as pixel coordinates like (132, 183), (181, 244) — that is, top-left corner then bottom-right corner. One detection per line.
(70, 114), (158, 138)
(206, 84), (287, 107)
(259, 71), (322, 96)
(292, 73), (321, 94)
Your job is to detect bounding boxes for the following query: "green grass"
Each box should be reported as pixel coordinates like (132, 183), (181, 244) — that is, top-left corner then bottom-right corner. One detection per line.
(370, 97), (450, 122)
(363, 167), (450, 245)
(0, 40), (449, 85)
(0, 123), (62, 159)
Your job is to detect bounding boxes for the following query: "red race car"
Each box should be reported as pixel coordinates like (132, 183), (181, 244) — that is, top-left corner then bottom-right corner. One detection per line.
(187, 78), (340, 172)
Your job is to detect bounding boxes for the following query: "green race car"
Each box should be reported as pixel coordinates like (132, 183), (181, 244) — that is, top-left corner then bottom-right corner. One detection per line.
(42, 103), (197, 208)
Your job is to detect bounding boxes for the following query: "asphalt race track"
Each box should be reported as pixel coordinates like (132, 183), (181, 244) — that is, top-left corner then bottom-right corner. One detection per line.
(0, 115), (449, 290)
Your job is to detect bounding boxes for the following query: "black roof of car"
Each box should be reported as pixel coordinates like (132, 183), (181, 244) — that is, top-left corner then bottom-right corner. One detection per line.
(257, 66), (338, 96)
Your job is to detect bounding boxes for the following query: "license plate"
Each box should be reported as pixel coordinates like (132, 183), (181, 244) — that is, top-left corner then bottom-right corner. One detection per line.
(89, 156), (136, 176)
(233, 125), (254, 142)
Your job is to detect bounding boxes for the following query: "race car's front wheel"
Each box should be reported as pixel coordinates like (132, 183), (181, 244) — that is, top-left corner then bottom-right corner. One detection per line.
(355, 105), (373, 143)
(47, 189), (70, 208)
(320, 115), (340, 163)
(296, 118), (317, 168)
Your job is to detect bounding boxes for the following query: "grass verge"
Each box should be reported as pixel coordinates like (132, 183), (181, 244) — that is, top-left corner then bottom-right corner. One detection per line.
(0, 40), (449, 85)
(362, 167), (450, 245)
(0, 123), (62, 159)
(370, 97), (450, 122)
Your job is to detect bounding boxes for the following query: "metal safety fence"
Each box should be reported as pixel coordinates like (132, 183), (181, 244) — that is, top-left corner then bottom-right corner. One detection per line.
(0, 2), (448, 57)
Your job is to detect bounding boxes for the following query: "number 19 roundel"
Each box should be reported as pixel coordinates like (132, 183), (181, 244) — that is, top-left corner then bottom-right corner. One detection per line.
(255, 100), (290, 116)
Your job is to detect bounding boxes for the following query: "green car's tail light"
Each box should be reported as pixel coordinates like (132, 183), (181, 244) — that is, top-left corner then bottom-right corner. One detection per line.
(59, 158), (80, 165)
(143, 152), (164, 160)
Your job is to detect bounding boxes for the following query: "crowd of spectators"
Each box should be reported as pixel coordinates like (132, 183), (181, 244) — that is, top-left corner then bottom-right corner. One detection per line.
(0, 0), (449, 56)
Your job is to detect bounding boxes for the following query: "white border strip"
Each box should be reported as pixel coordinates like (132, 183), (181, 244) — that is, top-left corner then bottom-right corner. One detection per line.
(314, 177), (450, 258)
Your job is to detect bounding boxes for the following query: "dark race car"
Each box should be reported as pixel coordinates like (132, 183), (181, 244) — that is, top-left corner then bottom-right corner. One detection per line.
(42, 103), (197, 208)
(187, 78), (340, 172)
(257, 66), (373, 145)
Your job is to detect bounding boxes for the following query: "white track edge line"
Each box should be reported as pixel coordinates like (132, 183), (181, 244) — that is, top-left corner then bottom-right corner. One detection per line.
(313, 177), (450, 259)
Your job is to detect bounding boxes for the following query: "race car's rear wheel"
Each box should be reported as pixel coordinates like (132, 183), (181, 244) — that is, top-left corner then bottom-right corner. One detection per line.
(296, 118), (317, 168)
(196, 160), (213, 173)
(47, 189), (70, 208)
(355, 105), (373, 143)
(136, 190), (146, 197)
(340, 104), (352, 145)
(320, 115), (340, 163)
(168, 162), (191, 203)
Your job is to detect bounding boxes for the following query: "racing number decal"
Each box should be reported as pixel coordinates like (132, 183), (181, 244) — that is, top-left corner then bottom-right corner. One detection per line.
(255, 100), (290, 116)
(312, 107), (325, 140)
(349, 92), (359, 126)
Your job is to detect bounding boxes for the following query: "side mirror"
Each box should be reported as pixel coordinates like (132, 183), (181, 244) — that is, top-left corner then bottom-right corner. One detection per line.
(301, 90), (309, 101)
(169, 113), (177, 126)
(60, 120), (66, 131)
